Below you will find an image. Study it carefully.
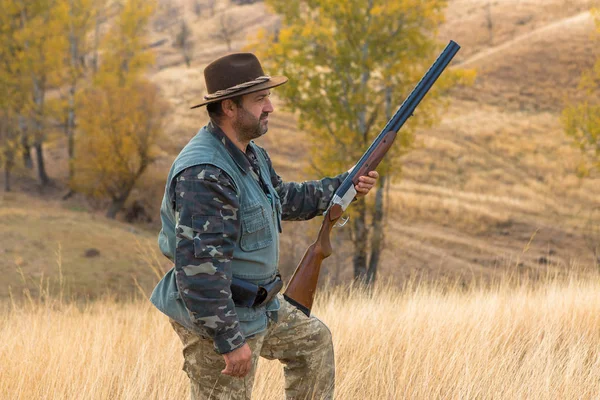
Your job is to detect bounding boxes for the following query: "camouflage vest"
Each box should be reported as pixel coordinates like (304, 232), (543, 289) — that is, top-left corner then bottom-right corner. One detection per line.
(150, 125), (282, 338)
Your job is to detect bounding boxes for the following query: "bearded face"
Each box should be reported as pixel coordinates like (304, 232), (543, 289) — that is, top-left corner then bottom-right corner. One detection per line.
(232, 106), (269, 143)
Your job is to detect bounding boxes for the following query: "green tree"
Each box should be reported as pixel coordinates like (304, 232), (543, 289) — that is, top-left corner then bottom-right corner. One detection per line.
(251, 0), (474, 283)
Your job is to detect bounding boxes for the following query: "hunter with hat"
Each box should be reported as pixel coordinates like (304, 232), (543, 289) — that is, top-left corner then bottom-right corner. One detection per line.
(150, 53), (379, 399)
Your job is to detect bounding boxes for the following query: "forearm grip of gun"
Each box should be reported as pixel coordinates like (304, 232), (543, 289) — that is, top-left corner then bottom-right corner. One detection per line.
(283, 204), (343, 316)
(351, 130), (397, 185)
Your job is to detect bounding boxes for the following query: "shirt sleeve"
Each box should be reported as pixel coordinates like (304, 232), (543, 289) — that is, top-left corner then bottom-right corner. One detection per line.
(256, 146), (349, 221)
(172, 164), (245, 354)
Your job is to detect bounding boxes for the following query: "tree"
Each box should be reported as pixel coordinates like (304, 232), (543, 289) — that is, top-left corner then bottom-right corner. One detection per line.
(90, 0), (108, 74)
(16, 0), (67, 187)
(73, 79), (168, 218)
(562, 8), (600, 266)
(210, 11), (245, 51)
(96, 0), (155, 87)
(562, 9), (600, 178)
(0, 110), (21, 192)
(56, 0), (95, 186)
(174, 18), (194, 67)
(251, 0), (474, 283)
(71, 0), (165, 219)
(0, 0), (26, 190)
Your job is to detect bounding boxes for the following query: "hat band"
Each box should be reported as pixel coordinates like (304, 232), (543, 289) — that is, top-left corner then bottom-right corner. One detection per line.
(204, 75), (271, 100)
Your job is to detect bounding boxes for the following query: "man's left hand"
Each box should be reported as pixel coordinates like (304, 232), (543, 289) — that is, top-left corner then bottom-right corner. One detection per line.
(354, 171), (379, 197)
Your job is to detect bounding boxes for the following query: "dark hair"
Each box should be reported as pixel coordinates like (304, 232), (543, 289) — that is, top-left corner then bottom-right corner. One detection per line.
(206, 96), (243, 122)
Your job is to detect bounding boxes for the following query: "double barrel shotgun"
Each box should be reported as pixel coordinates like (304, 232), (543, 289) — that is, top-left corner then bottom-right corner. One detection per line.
(283, 40), (462, 316)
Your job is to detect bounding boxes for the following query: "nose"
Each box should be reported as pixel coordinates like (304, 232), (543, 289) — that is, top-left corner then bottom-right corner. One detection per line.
(264, 97), (274, 114)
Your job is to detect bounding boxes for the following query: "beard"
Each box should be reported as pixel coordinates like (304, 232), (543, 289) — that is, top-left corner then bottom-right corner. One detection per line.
(232, 106), (269, 143)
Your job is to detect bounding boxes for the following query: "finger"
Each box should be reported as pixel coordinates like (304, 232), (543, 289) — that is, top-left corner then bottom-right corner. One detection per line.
(355, 185), (368, 194)
(221, 363), (233, 376)
(368, 170), (379, 178)
(358, 176), (377, 184)
(232, 362), (243, 378)
(240, 359), (252, 378)
(236, 361), (247, 378)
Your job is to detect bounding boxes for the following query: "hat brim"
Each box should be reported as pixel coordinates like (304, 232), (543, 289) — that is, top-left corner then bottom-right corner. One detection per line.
(190, 76), (288, 109)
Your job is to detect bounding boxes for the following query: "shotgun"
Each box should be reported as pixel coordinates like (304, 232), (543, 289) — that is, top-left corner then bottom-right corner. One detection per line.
(283, 40), (461, 316)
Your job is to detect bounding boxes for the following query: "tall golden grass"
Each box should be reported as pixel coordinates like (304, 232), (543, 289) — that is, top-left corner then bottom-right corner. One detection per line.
(3, 271), (600, 399)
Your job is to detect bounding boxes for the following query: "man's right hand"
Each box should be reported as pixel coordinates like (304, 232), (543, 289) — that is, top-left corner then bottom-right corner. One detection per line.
(221, 343), (252, 378)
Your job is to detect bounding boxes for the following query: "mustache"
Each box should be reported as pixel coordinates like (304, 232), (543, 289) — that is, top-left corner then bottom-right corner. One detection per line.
(260, 113), (268, 120)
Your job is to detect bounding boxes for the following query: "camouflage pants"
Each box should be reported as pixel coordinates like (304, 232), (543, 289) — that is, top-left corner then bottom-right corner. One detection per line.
(170, 295), (335, 400)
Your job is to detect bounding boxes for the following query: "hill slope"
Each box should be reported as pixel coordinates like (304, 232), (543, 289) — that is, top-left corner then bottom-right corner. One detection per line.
(2, 0), (600, 297)
(0, 193), (166, 300)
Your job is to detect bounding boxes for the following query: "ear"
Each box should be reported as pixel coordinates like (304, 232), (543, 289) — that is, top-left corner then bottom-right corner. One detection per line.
(222, 99), (237, 118)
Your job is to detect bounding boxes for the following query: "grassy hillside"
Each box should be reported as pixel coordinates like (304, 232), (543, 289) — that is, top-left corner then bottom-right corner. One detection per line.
(0, 193), (166, 300)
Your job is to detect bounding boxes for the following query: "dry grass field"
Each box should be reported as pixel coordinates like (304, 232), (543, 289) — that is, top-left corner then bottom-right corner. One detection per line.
(3, 271), (600, 399)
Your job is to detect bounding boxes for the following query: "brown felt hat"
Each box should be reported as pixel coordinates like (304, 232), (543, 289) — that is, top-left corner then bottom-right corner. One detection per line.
(190, 53), (288, 109)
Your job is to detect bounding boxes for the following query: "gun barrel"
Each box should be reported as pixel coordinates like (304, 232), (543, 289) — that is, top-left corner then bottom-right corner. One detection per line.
(335, 40), (461, 197)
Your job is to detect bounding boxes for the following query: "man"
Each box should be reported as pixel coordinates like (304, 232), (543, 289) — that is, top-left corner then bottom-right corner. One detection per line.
(150, 53), (378, 400)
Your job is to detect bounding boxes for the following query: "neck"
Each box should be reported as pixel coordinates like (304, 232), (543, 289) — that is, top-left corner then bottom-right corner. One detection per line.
(213, 120), (249, 152)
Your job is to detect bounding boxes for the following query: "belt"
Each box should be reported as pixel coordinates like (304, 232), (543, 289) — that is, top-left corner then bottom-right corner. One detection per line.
(230, 275), (283, 308)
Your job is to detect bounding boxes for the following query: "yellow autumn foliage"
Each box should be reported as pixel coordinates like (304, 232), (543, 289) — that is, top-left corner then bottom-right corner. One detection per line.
(72, 78), (168, 217)
(70, 0), (164, 217)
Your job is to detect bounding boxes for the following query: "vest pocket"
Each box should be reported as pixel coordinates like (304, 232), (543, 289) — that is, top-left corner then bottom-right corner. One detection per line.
(240, 204), (273, 252)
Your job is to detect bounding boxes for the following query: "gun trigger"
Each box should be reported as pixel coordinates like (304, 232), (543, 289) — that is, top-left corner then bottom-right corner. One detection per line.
(334, 215), (349, 228)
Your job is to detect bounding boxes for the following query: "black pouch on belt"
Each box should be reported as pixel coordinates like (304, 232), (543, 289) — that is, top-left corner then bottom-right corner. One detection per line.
(231, 275), (283, 308)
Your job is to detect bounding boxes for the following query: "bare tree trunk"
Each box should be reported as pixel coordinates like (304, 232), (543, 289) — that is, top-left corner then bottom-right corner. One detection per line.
(66, 84), (76, 181)
(106, 176), (140, 219)
(67, 0), (78, 182)
(34, 142), (49, 185)
(366, 86), (392, 285)
(107, 193), (129, 219)
(366, 175), (386, 285)
(21, 133), (33, 169)
(33, 82), (49, 186)
(351, 3), (374, 283)
(352, 197), (368, 281)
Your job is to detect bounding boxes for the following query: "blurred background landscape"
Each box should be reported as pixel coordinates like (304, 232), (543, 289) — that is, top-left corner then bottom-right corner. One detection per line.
(1, 0), (599, 301)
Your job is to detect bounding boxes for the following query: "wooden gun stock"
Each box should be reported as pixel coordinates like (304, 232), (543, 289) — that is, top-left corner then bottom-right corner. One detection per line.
(283, 203), (343, 316)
